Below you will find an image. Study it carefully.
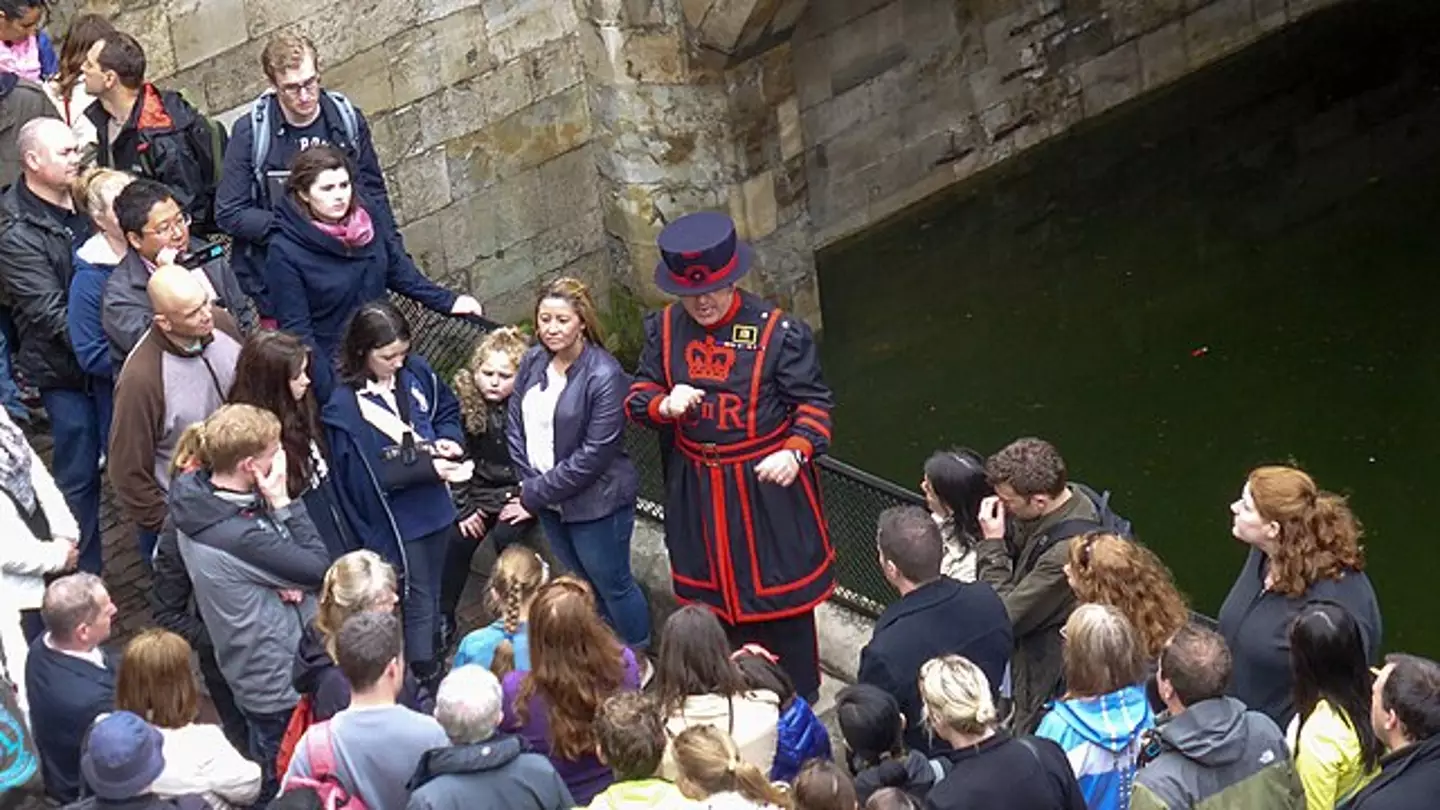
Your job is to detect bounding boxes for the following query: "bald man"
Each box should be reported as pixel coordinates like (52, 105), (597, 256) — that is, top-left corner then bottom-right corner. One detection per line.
(109, 263), (243, 555)
(0, 117), (101, 575)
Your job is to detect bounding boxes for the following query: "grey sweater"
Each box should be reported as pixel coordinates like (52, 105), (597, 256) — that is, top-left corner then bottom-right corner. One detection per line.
(172, 470), (327, 714)
(286, 704), (449, 810)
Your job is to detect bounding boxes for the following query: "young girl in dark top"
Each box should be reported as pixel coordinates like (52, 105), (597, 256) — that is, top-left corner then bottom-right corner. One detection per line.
(835, 683), (946, 804)
(230, 330), (352, 559)
(439, 326), (534, 635)
(732, 643), (832, 783)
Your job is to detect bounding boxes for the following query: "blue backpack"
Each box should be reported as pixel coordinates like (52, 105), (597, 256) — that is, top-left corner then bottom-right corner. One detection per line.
(1019, 482), (1135, 572)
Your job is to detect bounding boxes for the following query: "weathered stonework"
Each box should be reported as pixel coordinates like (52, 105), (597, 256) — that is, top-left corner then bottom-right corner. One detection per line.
(61, 0), (1356, 330)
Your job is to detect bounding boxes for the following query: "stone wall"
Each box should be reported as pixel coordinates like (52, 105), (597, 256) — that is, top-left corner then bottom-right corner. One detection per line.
(795, 0), (1354, 248)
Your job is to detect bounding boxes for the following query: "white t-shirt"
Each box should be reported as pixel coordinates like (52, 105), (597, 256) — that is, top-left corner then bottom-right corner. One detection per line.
(521, 364), (567, 474)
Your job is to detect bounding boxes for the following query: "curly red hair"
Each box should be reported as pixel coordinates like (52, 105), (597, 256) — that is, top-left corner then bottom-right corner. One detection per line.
(1068, 533), (1189, 660)
(511, 576), (628, 760)
(1248, 465), (1365, 597)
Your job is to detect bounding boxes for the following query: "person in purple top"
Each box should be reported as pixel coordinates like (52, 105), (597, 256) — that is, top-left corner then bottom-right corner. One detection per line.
(500, 577), (641, 805)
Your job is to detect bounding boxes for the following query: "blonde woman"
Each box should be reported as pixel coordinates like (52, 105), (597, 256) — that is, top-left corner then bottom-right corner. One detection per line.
(671, 725), (790, 810)
(114, 629), (260, 809)
(293, 549), (430, 721)
(920, 655), (1085, 810)
(68, 168), (133, 421)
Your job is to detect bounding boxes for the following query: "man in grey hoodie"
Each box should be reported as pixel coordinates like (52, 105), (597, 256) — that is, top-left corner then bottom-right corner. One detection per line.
(171, 403), (329, 805)
(1132, 623), (1304, 810)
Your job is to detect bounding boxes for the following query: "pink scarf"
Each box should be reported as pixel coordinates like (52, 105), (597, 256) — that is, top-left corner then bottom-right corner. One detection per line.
(312, 205), (375, 248)
(0, 36), (41, 82)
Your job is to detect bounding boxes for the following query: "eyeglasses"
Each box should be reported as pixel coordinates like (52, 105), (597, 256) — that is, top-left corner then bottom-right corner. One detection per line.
(144, 212), (191, 238)
(279, 75), (321, 98)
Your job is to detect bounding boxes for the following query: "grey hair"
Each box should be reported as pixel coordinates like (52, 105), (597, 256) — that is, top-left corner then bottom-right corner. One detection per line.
(16, 118), (70, 162)
(41, 573), (107, 641)
(435, 665), (504, 745)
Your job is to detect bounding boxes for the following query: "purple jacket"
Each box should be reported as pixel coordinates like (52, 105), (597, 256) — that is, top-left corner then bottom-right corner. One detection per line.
(500, 647), (642, 804)
(506, 342), (639, 523)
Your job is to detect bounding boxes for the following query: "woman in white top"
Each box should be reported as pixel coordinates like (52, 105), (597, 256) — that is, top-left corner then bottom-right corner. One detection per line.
(0, 407), (79, 721)
(655, 605), (782, 780)
(114, 628), (261, 809)
(44, 13), (112, 156)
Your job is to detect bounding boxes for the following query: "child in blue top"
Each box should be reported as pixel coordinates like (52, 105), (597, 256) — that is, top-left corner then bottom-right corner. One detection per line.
(453, 544), (548, 676)
(733, 643), (832, 783)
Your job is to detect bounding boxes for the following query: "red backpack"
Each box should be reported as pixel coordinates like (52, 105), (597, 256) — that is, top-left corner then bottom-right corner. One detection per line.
(278, 719), (367, 810)
(276, 694), (315, 776)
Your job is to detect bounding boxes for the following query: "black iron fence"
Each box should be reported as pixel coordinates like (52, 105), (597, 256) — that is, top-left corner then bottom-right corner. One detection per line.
(391, 296), (912, 619)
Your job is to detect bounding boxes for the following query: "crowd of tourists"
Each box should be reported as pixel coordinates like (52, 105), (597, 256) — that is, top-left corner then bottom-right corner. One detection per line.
(0, 5), (1438, 810)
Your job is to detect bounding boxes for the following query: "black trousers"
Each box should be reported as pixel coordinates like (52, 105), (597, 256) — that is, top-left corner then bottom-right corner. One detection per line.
(723, 610), (822, 703)
(439, 513), (538, 621)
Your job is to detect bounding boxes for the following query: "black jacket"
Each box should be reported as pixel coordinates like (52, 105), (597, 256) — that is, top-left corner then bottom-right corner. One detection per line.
(25, 639), (116, 803)
(87, 86), (220, 234)
(925, 732), (1086, 810)
(853, 750), (945, 804)
(1341, 736), (1440, 810)
(456, 403), (520, 517)
(149, 518), (212, 653)
(0, 181), (90, 390)
(293, 621), (431, 721)
(406, 735), (573, 810)
(859, 577), (1014, 755)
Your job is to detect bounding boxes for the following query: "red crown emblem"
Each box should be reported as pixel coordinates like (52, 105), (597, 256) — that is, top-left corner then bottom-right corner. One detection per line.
(685, 336), (736, 383)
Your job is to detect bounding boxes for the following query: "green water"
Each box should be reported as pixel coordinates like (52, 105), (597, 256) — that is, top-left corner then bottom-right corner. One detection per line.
(817, 0), (1440, 656)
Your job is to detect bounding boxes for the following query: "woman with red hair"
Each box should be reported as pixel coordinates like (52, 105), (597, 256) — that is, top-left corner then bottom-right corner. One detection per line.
(1217, 465), (1382, 726)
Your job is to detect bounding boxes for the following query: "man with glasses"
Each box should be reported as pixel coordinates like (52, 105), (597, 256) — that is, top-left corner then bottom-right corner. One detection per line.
(82, 31), (226, 235)
(215, 32), (398, 321)
(102, 178), (248, 370)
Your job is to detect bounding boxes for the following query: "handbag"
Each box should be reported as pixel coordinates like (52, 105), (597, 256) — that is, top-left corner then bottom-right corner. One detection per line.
(356, 383), (442, 491)
(0, 671), (42, 806)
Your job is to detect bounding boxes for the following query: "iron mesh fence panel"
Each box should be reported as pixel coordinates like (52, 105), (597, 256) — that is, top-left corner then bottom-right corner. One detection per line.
(391, 296), (910, 618)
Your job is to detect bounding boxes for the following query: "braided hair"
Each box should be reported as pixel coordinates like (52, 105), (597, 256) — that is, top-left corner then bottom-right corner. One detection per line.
(485, 545), (549, 678)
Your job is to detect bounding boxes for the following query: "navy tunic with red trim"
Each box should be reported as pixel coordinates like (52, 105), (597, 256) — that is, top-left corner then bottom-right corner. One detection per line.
(626, 290), (835, 623)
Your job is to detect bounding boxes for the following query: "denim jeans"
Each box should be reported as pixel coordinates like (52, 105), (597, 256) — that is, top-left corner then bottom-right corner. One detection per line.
(403, 523), (455, 666)
(39, 388), (103, 574)
(242, 705), (294, 806)
(539, 505), (650, 649)
(0, 309), (28, 422)
(137, 528), (158, 568)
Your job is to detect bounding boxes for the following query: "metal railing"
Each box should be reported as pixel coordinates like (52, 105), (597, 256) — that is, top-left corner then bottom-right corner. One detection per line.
(392, 296), (911, 619)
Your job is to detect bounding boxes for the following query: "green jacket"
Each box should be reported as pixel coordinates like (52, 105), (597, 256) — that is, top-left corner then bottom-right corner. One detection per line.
(1132, 697), (1306, 810)
(975, 485), (1096, 733)
(586, 779), (695, 809)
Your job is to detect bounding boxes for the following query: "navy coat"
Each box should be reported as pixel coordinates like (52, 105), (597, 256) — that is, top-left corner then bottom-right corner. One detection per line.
(265, 195), (455, 385)
(858, 577), (1014, 756)
(322, 355), (463, 578)
(505, 342), (638, 524)
(25, 639), (116, 803)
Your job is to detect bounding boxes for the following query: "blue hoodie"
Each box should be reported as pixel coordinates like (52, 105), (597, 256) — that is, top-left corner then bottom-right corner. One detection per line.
(1035, 684), (1154, 810)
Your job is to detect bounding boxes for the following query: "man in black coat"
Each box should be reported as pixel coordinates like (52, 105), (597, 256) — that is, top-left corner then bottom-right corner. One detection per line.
(1344, 653), (1440, 809)
(859, 505), (1013, 755)
(0, 118), (102, 574)
(25, 574), (118, 804)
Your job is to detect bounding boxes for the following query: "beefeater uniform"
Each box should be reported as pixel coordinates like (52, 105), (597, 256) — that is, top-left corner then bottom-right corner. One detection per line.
(626, 211), (835, 698)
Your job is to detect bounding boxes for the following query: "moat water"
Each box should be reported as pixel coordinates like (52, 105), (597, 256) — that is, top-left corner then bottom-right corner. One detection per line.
(818, 0), (1440, 655)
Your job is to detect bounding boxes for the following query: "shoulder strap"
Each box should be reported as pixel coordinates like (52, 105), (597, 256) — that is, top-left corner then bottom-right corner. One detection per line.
(1016, 735), (1044, 768)
(304, 720), (337, 776)
(325, 91), (360, 145)
(249, 92), (274, 192)
(355, 391), (415, 447)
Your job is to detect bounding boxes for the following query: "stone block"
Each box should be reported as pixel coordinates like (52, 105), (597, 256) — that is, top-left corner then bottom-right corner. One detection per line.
(681, 0), (715, 29)
(580, 0), (677, 26)
(693, 0), (762, 55)
(1138, 20), (1187, 91)
(775, 96), (803, 160)
(114, 2), (176, 81)
(1107, 0), (1186, 42)
(370, 104), (425, 168)
(399, 212), (450, 283)
(600, 182), (667, 244)
(1288, 0), (1340, 17)
(483, 0), (573, 64)
(325, 46), (395, 115)
(795, 0), (892, 41)
(304, 0), (420, 71)
(799, 83), (873, 146)
(529, 36), (585, 98)
(536, 145), (602, 231)
(390, 6), (495, 108)
(179, 36), (270, 113)
(791, 31), (830, 109)
(1255, 0), (1287, 30)
(444, 84), (592, 198)
(393, 148), (453, 225)
(170, 0), (249, 71)
(1077, 40), (1141, 117)
(733, 169), (778, 240)
(1185, 0), (1256, 69)
(828, 3), (907, 95)
(821, 113), (900, 179)
(588, 84), (734, 185)
(416, 58), (534, 150)
(419, 0), (482, 24)
(899, 0), (960, 59)
(244, 0), (311, 37)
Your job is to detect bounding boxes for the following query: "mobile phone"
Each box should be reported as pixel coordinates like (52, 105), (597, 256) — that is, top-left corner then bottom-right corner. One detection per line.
(177, 242), (225, 269)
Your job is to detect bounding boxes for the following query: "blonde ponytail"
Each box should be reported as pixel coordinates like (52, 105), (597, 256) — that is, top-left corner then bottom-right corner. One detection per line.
(673, 725), (790, 807)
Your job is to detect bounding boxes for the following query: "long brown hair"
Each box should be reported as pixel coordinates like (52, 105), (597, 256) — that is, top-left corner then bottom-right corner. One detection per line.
(1068, 533), (1189, 660)
(116, 629), (200, 729)
(230, 330), (324, 498)
(655, 605), (749, 718)
(484, 545), (548, 679)
(673, 725), (790, 807)
(56, 13), (116, 100)
(1248, 465), (1365, 597)
(512, 577), (628, 760)
(454, 327), (529, 435)
(535, 277), (605, 346)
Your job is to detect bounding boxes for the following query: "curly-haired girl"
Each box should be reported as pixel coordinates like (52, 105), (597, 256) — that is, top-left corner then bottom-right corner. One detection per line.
(1064, 532), (1189, 662)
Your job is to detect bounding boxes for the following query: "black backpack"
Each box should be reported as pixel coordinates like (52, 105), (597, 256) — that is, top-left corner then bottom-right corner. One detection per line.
(1019, 482), (1134, 572)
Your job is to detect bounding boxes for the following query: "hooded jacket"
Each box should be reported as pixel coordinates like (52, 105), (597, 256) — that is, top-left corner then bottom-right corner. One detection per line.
(292, 621), (430, 721)
(852, 750), (945, 804)
(927, 731), (1087, 810)
(266, 195), (454, 376)
(1341, 736), (1440, 810)
(586, 779), (695, 810)
(171, 469), (328, 715)
(1132, 697), (1304, 810)
(0, 74), (58, 187)
(69, 233), (123, 380)
(0, 180), (91, 390)
(1035, 683), (1155, 810)
(771, 696), (832, 783)
(405, 734), (573, 810)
